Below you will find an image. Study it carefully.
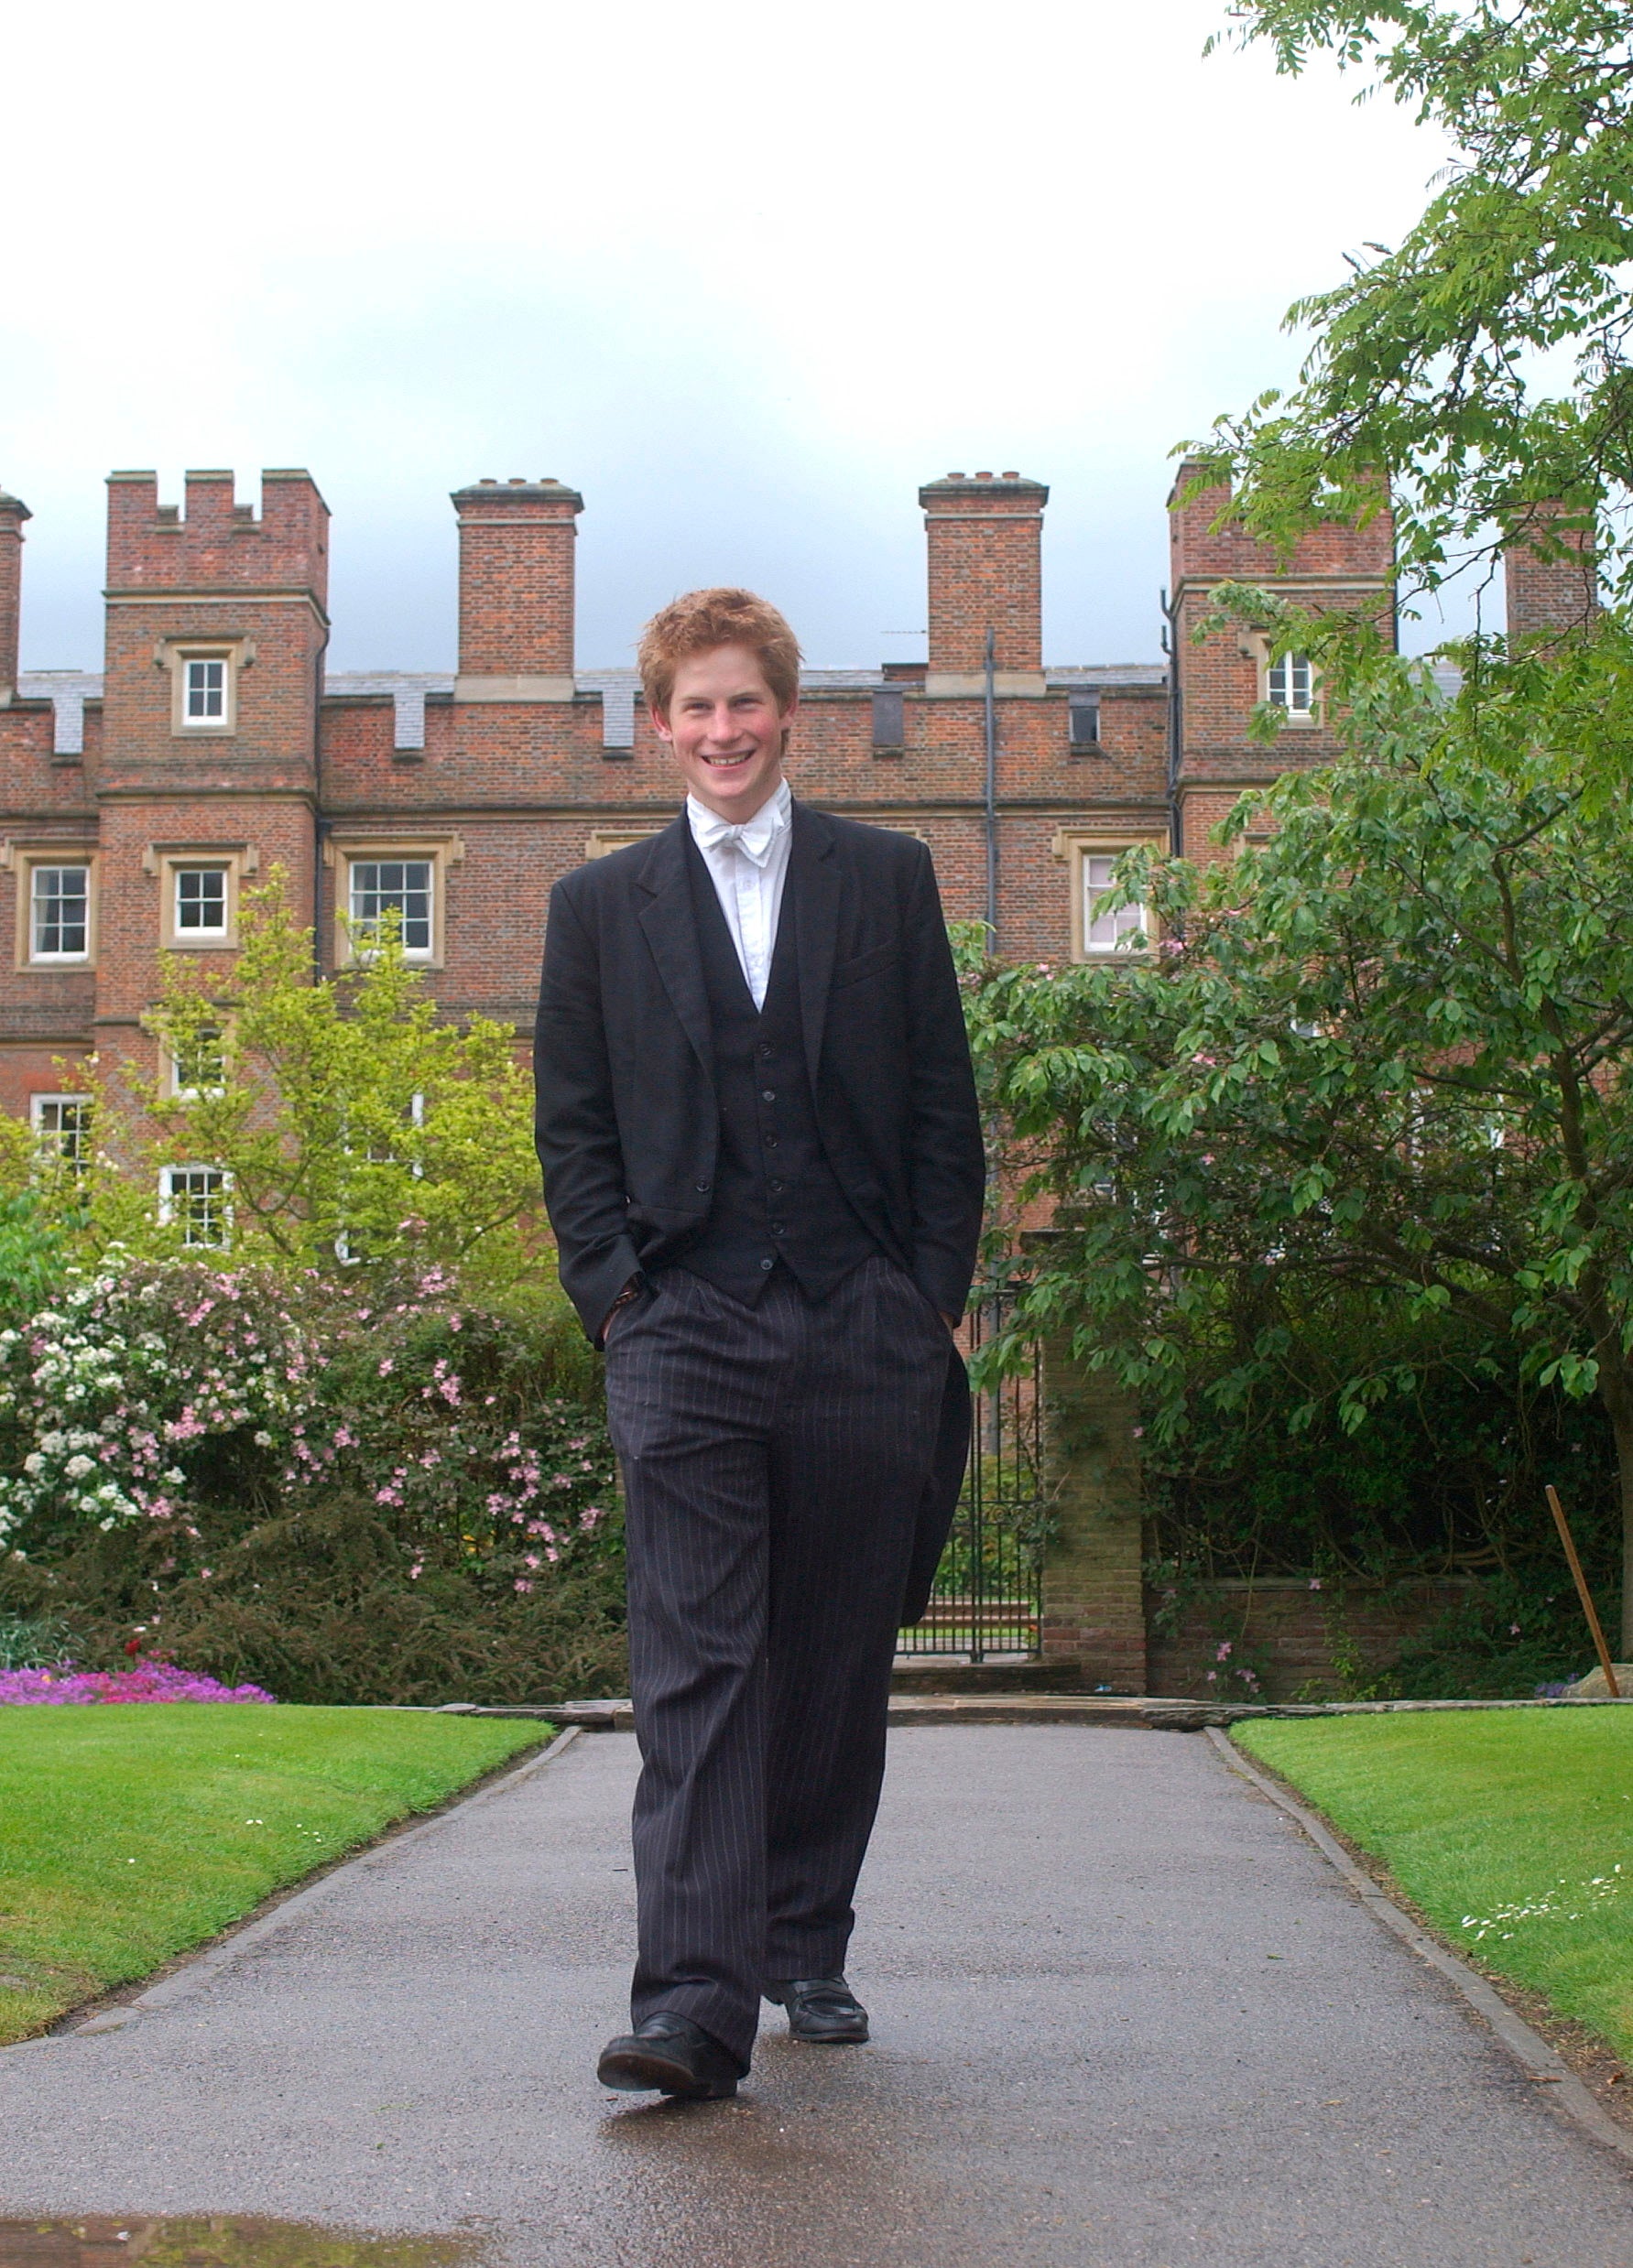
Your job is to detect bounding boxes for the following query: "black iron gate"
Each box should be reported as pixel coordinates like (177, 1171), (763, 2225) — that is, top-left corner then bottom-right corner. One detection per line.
(898, 1293), (1046, 1660)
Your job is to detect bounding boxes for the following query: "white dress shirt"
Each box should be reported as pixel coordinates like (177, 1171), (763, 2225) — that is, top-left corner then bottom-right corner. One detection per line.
(686, 776), (794, 1012)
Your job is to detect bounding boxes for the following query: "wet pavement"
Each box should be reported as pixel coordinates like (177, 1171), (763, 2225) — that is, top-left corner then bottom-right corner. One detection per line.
(1, 1725), (1630, 2267)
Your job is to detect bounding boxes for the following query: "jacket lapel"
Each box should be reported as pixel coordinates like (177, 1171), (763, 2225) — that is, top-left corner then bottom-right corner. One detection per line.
(636, 817), (714, 1085)
(791, 801), (840, 1093)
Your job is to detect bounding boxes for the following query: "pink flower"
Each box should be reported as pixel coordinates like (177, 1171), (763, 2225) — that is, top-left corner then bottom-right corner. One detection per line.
(1215, 1641), (1232, 1660)
(514, 1579), (533, 1594)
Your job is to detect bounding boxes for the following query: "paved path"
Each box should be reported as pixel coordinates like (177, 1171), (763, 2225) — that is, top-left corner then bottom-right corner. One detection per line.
(2, 1726), (1630, 2267)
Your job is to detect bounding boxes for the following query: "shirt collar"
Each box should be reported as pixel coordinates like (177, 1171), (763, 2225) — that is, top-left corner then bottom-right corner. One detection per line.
(686, 776), (792, 869)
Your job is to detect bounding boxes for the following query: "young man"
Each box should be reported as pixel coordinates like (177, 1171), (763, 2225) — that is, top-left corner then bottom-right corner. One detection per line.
(534, 589), (985, 2100)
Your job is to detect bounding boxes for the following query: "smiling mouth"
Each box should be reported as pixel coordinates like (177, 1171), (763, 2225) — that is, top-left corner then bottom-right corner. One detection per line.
(702, 751), (755, 765)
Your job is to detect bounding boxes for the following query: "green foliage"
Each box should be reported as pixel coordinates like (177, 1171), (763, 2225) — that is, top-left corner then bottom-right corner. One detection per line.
(0, 1613), (77, 1671)
(1147, 1294), (1619, 1587)
(72, 874), (543, 1296)
(966, 636), (1633, 1641)
(0, 1190), (75, 1332)
(1197, 0), (1633, 591)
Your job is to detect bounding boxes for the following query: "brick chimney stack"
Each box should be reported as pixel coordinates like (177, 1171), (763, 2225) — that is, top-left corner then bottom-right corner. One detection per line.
(919, 471), (1048, 692)
(1504, 504), (1598, 645)
(0, 485), (31, 700)
(452, 477), (584, 700)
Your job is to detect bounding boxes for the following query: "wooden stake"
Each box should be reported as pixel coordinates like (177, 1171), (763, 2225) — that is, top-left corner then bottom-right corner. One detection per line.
(1546, 1485), (1621, 1698)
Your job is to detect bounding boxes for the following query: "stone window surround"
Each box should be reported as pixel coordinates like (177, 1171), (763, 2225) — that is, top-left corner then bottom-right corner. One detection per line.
(1051, 826), (1168, 962)
(155, 635), (256, 737)
(3, 841), (101, 971)
(1238, 630), (1321, 726)
(323, 831), (463, 970)
(143, 841), (259, 950)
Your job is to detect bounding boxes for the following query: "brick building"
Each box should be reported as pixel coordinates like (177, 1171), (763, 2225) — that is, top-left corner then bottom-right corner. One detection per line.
(0, 457), (1401, 1173)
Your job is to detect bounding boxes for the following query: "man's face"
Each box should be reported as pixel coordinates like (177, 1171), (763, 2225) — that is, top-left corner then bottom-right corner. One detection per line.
(652, 643), (794, 822)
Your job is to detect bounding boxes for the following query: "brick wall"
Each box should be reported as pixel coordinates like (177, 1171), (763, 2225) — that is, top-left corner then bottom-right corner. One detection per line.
(1504, 505), (1598, 644)
(1145, 1576), (1475, 1701)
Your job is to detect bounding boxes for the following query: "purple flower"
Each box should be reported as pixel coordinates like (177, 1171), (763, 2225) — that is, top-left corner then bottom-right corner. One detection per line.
(0, 1663), (275, 1706)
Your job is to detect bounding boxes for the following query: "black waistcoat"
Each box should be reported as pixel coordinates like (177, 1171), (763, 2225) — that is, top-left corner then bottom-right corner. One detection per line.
(680, 829), (883, 1305)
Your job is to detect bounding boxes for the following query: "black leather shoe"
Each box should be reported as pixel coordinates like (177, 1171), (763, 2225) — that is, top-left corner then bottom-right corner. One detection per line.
(764, 1976), (869, 2044)
(597, 2013), (743, 2099)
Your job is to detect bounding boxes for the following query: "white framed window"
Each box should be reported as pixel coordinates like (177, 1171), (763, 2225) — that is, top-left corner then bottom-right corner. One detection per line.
(1266, 650), (1315, 717)
(169, 1024), (228, 1101)
(158, 1165), (232, 1247)
(1083, 855), (1149, 955)
(29, 863), (91, 961)
(31, 1093), (93, 1176)
(174, 864), (229, 939)
(349, 858), (434, 958)
(145, 842), (253, 949)
(326, 835), (460, 969)
(183, 657), (226, 724)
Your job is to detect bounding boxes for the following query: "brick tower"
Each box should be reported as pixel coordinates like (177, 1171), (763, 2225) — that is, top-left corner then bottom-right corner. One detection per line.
(1166, 461), (1396, 861)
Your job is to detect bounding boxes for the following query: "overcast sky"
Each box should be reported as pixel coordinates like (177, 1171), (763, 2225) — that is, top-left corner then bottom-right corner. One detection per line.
(7, 0), (1456, 675)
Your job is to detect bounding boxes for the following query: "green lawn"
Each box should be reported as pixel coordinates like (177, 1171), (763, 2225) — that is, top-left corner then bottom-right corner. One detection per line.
(1235, 1710), (1633, 2061)
(0, 1706), (552, 2044)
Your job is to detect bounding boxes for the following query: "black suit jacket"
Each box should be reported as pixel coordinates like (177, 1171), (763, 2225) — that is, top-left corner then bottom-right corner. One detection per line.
(534, 799), (986, 1343)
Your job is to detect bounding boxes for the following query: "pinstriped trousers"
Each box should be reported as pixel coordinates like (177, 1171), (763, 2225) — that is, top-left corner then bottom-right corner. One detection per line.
(602, 1255), (953, 2069)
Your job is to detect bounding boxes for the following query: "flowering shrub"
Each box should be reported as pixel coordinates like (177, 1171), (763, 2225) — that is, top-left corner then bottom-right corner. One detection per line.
(0, 1251), (625, 1703)
(0, 1660), (274, 1705)
(0, 1255), (313, 1553)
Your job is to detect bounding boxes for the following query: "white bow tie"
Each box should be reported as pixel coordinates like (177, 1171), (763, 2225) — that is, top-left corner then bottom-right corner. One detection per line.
(690, 793), (789, 869)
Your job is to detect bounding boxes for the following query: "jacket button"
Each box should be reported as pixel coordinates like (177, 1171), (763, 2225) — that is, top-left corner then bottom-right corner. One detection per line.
(760, 1257), (775, 1271)
(769, 1222), (785, 1237)
(695, 1181), (711, 1193)
(761, 1089), (776, 1102)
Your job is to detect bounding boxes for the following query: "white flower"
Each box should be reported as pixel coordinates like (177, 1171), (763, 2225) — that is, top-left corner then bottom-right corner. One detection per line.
(64, 1455), (95, 1479)
(22, 1453), (44, 1476)
(164, 1467), (185, 1485)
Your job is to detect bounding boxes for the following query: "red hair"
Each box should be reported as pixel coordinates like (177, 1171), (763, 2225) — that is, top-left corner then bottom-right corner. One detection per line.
(637, 587), (801, 717)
